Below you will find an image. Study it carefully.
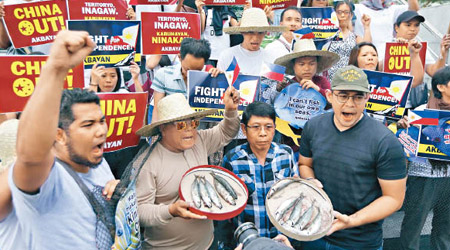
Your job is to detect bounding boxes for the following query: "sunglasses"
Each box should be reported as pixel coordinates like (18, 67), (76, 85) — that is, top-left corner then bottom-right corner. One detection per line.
(173, 119), (200, 131)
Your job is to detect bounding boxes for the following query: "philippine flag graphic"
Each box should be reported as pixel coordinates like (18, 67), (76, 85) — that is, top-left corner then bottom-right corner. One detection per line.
(225, 57), (240, 86)
(409, 110), (439, 125)
(260, 62), (285, 82)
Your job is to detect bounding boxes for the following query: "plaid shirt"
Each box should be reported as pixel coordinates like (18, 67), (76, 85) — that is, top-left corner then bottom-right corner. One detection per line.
(222, 142), (298, 238)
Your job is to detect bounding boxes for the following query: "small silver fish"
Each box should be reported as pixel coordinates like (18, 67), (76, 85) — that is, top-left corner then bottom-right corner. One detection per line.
(305, 208), (322, 235)
(213, 177), (236, 206)
(267, 179), (296, 199)
(200, 176), (223, 209)
(191, 176), (202, 209)
(302, 205), (319, 230)
(275, 196), (298, 222)
(297, 200), (315, 230)
(211, 172), (238, 200)
(198, 176), (212, 208)
(286, 195), (305, 227)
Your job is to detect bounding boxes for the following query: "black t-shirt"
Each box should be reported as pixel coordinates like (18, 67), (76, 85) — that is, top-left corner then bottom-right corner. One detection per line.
(299, 112), (406, 249)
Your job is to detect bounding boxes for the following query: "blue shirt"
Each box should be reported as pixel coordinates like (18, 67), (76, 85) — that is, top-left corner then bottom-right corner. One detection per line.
(151, 64), (187, 97)
(9, 159), (115, 249)
(222, 142), (298, 238)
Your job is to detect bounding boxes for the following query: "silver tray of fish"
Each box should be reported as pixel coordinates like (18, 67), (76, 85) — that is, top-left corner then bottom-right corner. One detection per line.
(179, 165), (249, 220)
(265, 177), (334, 241)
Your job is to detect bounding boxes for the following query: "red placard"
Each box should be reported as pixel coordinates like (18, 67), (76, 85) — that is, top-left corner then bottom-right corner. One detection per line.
(384, 42), (427, 74)
(97, 92), (148, 152)
(3, 0), (68, 48)
(129, 0), (177, 5)
(0, 56), (84, 113)
(203, 0), (247, 6)
(252, 0), (298, 10)
(141, 12), (201, 55)
(67, 0), (128, 20)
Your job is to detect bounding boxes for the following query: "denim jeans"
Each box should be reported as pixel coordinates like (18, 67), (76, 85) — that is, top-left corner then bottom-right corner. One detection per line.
(302, 238), (383, 250)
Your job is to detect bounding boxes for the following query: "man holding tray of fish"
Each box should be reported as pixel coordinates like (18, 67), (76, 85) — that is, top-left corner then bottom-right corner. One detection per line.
(298, 66), (407, 250)
(135, 89), (241, 250)
(220, 102), (298, 248)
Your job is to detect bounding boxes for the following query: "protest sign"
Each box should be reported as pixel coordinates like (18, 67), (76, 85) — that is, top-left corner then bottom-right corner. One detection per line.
(274, 84), (326, 129)
(417, 109), (450, 161)
(98, 92), (147, 152)
(300, 7), (339, 40)
(396, 126), (426, 163)
(260, 62), (285, 104)
(68, 20), (140, 69)
(2, 0), (68, 48)
(129, 0), (177, 5)
(252, 0), (297, 10)
(187, 70), (260, 122)
(204, 0), (247, 5)
(384, 42), (427, 74)
(0, 56), (84, 113)
(364, 70), (413, 119)
(141, 12), (201, 55)
(67, 0), (128, 20)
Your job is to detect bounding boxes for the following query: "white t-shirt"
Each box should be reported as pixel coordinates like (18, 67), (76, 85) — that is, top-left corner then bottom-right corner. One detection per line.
(217, 45), (273, 76)
(265, 35), (292, 63)
(9, 159), (115, 249)
(354, 4), (408, 60)
(203, 8), (232, 61)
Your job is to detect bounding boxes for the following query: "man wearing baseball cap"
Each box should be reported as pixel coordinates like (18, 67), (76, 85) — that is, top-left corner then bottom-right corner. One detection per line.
(299, 65), (407, 249)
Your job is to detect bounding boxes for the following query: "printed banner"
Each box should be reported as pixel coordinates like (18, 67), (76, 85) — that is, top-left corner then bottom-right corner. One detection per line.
(68, 20), (140, 68)
(417, 109), (450, 161)
(364, 70), (413, 119)
(396, 126), (426, 162)
(129, 0), (177, 5)
(187, 70), (260, 122)
(3, 0), (68, 48)
(204, 0), (247, 5)
(274, 84), (326, 129)
(141, 12), (201, 55)
(252, 0), (297, 10)
(300, 7), (339, 40)
(0, 56), (84, 113)
(98, 92), (148, 152)
(67, 0), (128, 20)
(384, 42), (427, 74)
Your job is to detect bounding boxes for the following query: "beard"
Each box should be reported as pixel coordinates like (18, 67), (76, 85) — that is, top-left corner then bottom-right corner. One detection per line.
(66, 137), (102, 169)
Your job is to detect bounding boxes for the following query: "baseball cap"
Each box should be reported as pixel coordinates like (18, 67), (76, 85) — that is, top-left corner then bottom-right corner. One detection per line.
(331, 65), (370, 93)
(395, 11), (425, 26)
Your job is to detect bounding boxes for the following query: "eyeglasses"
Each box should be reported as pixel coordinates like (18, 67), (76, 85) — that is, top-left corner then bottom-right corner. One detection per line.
(336, 10), (351, 15)
(173, 119), (200, 131)
(246, 124), (275, 132)
(333, 93), (367, 105)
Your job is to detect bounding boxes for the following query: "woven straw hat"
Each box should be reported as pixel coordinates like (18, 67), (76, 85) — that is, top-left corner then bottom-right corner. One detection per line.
(137, 93), (217, 137)
(0, 119), (19, 173)
(224, 8), (287, 34)
(274, 39), (340, 75)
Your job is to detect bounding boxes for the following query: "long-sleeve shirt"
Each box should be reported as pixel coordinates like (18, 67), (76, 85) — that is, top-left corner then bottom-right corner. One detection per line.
(136, 110), (240, 250)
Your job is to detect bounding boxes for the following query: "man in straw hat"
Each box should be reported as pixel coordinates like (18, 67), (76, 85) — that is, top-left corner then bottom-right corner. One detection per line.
(217, 7), (287, 76)
(9, 31), (121, 249)
(0, 119), (26, 250)
(135, 88), (241, 250)
(298, 65), (406, 250)
(274, 37), (339, 98)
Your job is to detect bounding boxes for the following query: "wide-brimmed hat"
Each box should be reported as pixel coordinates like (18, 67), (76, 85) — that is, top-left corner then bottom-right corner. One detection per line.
(0, 119), (19, 172)
(274, 39), (340, 75)
(224, 8), (287, 34)
(137, 93), (217, 137)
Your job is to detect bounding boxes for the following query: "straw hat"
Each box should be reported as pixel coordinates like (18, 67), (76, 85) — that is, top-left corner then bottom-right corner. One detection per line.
(137, 94), (217, 137)
(0, 119), (19, 173)
(274, 39), (340, 75)
(223, 8), (287, 34)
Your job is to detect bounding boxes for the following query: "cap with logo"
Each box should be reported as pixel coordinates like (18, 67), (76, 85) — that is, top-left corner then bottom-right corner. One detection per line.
(331, 65), (370, 93)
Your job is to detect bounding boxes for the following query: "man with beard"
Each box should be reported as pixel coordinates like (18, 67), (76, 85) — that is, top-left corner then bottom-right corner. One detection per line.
(9, 30), (120, 249)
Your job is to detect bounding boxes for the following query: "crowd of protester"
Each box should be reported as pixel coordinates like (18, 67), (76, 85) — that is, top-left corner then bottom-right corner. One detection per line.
(0, 0), (450, 249)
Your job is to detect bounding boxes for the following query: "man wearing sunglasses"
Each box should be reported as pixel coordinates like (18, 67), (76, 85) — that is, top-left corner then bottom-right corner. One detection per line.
(299, 65), (406, 250)
(135, 89), (241, 250)
(218, 101), (298, 249)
